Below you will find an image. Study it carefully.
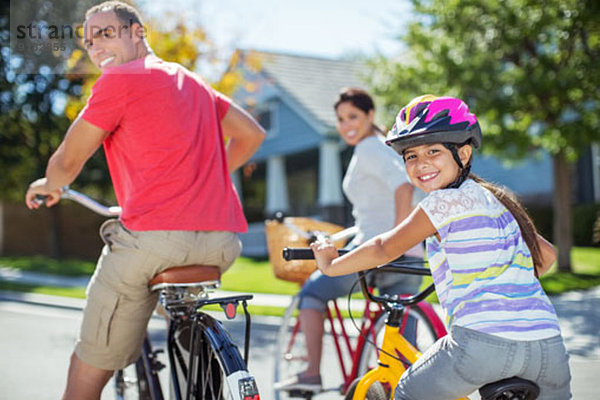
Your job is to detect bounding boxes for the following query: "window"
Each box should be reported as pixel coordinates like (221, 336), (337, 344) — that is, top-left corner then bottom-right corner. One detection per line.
(257, 110), (271, 131)
(254, 105), (277, 138)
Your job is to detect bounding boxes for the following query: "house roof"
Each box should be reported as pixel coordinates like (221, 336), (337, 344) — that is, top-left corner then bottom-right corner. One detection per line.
(241, 50), (370, 131)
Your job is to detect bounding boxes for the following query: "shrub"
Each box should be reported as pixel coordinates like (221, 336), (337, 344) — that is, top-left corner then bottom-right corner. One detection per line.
(526, 203), (600, 247)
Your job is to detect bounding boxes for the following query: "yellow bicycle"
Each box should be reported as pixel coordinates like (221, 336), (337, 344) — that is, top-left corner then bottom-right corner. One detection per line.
(283, 247), (541, 400)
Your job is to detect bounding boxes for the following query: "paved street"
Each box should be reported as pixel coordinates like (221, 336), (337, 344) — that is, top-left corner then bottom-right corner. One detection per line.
(0, 287), (598, 399)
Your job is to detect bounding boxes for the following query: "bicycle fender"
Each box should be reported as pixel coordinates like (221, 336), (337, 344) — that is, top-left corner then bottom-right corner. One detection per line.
(353, 367), (396, 400)
(198, 314), (247, 374)
(197, 314), (261, 399)
(227, 370), (261, 400)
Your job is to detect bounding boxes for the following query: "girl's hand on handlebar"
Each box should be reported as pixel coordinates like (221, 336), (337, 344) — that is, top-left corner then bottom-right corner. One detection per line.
(25, 178), (62, 209)
(309, 238), (339, 275)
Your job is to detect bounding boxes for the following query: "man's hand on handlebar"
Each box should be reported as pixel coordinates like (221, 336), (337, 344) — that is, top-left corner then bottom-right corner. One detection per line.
(25, 178), (62, 209)
(309, 238), (339, 275)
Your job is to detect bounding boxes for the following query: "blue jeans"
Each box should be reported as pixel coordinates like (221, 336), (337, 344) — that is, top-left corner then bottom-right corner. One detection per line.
(394, 325), (572, 400)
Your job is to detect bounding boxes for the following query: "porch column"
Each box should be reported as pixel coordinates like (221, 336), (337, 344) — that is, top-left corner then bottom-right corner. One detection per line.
(266, 155), (289, 215)
(318, 139), (344, 224)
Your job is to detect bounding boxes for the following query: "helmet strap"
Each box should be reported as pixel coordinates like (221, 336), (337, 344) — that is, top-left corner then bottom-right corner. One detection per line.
(443, 143), (471, 189)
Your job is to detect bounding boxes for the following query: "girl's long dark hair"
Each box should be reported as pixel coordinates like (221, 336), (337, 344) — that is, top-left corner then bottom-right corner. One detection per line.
(469, 174), (542, 276)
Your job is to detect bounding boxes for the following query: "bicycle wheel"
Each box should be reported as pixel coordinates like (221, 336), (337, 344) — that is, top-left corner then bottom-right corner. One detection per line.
(273, 295), (307, 400)
(170, 314), (259, 400)
(114, 338), (161, 400)
(344, 377), (387, 400)
(356, 303), (442, 378)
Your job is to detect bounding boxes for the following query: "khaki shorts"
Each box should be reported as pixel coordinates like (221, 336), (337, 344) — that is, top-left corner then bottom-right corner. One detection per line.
(75, 219), (242, 370)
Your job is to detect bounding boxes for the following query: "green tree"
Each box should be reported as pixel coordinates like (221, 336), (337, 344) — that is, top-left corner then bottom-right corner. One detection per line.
(0, 0), (94, 201)
(371, 0), (600, 272)
(0, 0), (102, 257)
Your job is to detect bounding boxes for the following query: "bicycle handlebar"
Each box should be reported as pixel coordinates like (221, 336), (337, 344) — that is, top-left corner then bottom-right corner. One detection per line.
(36, 186), (121, 217)
(282, 247), (436, 308)
(271, 212), (359, 243)
(282, 248), (432, 276)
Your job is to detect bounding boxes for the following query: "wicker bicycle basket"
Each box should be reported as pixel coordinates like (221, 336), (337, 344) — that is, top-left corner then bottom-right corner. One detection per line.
(265, 217), (349, 284)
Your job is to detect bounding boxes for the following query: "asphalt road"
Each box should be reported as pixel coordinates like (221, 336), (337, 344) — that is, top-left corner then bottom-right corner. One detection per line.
(0, 300), (278, 400)
(0, 290), (598, 399)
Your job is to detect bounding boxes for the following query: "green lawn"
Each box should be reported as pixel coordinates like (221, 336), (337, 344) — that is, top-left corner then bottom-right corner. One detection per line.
(1, 247), (599, 304)
(538, 246), (600, 294)
(220, 257), (300, 295)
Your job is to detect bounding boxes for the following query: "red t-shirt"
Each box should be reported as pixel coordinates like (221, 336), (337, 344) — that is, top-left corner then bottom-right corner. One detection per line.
(80, 55), (247, 232)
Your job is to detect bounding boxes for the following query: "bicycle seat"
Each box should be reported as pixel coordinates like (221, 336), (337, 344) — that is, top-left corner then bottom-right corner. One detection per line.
(479, 376), (540, 400)
(149, 265), (221, 292)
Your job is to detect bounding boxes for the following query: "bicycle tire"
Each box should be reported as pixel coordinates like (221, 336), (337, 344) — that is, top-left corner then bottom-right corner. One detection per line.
(356, 302), (442, 379)
(171, 314), (259, 400)
(114, 339), (160, 400)
(344, 378), (387, 400)
(273, 295), (305, 400)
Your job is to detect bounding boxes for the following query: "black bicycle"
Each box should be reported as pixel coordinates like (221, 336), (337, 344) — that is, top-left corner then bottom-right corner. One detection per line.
(37, 188), (261, 400)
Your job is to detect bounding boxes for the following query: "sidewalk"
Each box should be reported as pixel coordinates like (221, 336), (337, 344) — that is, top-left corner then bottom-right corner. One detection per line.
(0, 266), (294, 308)
(2, 266), (599, 353)
(0, 266), (371, 310)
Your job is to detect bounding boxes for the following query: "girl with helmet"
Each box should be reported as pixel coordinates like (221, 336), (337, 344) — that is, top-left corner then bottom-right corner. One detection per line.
(310, 95), (571, 399)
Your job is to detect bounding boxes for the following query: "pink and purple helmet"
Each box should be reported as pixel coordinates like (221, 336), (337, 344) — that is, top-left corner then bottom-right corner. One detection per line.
(385, 95), (482, 154)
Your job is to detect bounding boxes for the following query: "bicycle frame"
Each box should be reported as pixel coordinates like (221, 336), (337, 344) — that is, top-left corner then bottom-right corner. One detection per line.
(324, 294), (382, 393)
(353, 323), (421, 399)
(351, 314), (470, 400)
(350, 268), (468, 400)
(326, 293), (447, 395)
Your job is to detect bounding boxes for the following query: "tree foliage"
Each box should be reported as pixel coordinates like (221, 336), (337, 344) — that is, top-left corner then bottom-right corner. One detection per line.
(371, 0), (599, 159)
(0, 0), (95, 201)
(370, 0), (600, 271)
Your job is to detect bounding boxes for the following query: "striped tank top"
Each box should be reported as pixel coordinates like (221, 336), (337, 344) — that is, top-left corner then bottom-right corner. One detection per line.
(420, 179), (561, 340)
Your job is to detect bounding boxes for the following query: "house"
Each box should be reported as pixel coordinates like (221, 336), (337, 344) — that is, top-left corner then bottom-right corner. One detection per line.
(228, 50), (599, 256)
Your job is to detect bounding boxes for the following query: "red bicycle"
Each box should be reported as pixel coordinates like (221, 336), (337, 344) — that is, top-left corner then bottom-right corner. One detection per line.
(267, 217), (447, 399)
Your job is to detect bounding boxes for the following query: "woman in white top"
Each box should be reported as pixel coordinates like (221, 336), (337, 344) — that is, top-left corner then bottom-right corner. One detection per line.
(275, 88), (424, 392)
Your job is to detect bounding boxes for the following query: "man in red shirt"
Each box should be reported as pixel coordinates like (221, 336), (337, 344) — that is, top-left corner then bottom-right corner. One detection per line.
(25, 2), (265, 398)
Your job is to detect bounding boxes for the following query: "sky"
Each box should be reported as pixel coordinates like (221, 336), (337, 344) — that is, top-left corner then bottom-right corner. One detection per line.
(139, 0), (413, 76)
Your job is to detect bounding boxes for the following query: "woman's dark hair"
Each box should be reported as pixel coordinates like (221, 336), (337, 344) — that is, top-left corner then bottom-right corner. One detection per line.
(469, 174), (543, 276)
(334, 87), (375, 114)
(334, 87), (384, 134)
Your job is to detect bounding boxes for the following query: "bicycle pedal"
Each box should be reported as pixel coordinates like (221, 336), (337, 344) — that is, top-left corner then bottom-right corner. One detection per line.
(151, 359), (166, 371)
(147, 352), (165, 371)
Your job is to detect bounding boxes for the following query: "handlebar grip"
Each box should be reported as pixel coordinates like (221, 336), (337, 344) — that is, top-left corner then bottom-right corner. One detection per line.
(34, 194), (48, 206)
(282, 247), (314, 261)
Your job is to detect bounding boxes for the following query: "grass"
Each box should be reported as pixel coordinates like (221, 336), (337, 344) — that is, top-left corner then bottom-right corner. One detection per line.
(537, 247), (600, 295)
(1, 247), (599, 309)
(0, 256), (96, 277)
(219, 257), (300, 295)
(0, 281), (86, 298)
